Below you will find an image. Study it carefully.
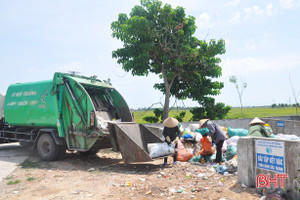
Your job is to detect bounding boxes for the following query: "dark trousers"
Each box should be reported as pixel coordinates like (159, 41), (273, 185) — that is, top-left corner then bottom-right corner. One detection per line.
(215, 140), (224, 163)
(164, 143), (177, 163)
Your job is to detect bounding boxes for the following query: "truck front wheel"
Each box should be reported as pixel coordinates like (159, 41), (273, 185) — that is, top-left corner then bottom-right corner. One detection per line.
(37, 134), (59, 161)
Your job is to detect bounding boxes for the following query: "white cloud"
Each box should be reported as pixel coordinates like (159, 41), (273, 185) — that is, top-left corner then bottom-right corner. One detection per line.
(197, 12), (214, 30)
(228, 11), (241, 24)
(221, 55), (300, 77)
(243, 39), (268, 51)
(244, 4), (275, 19)
(280, 0), (294, 9)
(228, 0), (240, 6)
(245, 40), (257, 50)
(245, 5), (264, 18)
(266, 4), (274, 16)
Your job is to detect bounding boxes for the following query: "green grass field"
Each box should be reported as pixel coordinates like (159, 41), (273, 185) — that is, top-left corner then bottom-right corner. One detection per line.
(133, 107), (299, 124)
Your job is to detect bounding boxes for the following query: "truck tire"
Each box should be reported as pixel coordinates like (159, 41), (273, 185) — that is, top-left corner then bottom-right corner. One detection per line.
(37, 134), (59, 161)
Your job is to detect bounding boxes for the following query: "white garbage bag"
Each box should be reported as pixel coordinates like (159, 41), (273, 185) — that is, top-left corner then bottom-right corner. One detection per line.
(147, 142), (175, 158)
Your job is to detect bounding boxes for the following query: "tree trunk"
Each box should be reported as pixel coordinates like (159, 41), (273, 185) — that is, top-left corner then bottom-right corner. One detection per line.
(238, 94), (245, 118)
(163, 87), (171, 120)
(161, 66), (176, 121)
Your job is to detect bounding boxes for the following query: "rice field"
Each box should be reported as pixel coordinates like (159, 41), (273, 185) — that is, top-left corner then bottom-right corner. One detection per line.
(133, 107), (299, 124)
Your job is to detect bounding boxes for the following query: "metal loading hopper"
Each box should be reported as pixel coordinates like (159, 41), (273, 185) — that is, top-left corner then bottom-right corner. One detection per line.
(111, 123), (165, 163)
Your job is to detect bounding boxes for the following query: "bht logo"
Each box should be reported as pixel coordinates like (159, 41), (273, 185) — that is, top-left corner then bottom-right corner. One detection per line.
(257, 174), (288, 188)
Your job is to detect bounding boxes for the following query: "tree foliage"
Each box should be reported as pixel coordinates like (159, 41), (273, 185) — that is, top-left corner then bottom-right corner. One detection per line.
(142, 108), (162, 123)
(142, 108), (186, 123)
(190, 98), (231, 121)
(111, 0), (226, 119)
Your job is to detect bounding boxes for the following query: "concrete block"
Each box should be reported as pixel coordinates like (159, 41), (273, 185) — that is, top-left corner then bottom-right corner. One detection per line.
(238, 137), (300, 199)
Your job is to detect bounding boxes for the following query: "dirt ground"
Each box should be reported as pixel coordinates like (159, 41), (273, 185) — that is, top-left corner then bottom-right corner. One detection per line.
(0, 149), (261, 200)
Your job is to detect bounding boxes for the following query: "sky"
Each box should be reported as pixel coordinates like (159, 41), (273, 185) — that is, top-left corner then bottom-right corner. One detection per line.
(1, 0), (300, 109)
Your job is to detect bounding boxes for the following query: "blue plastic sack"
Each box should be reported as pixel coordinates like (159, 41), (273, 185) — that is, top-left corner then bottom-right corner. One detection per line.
(226, 145), (237, 160)
(182, 134), (193, 139)
(227, 127), (248, 138)
(216, 164), (228, 174)
(195, 128), (209, 136)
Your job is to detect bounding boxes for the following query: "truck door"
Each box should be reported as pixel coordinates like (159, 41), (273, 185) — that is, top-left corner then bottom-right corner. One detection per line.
(59, 76), (98, 151)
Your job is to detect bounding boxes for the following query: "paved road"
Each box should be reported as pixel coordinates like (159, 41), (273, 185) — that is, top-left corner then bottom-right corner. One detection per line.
(0, 143), (34, 182)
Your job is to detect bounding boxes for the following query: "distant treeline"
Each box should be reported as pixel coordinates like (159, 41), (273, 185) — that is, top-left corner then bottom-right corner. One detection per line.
(271, 103), (299, 108)
(133, 104), (300, 111)
(133, 106), (191, 111)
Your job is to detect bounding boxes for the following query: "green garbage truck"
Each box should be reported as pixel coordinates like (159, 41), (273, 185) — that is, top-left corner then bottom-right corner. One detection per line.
(0, 72), (165, 162)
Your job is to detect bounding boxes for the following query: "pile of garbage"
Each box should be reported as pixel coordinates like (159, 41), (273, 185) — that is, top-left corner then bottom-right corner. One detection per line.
(176, 123), (246, 174)
(148, 121), (300, 176)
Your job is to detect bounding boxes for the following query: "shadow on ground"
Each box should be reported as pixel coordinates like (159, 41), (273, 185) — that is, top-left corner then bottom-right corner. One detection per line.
(20, 148), (163, 175)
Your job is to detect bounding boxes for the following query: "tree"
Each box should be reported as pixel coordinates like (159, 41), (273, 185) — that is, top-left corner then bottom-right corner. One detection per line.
(142, 108), (163, 123)
(229, 76), (247, 118)
(289, 75), (299, 116)
(190, 97), (231, 121)
(111, 0), (226, 120)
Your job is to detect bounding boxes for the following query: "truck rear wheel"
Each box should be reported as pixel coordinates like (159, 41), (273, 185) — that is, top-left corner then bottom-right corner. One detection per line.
(37, 134), (59, 161)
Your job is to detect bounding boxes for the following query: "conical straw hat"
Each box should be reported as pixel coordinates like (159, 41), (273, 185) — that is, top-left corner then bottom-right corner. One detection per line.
(249, 117), (265, 126)
(163, 117), (179, 128)
(199, 119), (209, 127)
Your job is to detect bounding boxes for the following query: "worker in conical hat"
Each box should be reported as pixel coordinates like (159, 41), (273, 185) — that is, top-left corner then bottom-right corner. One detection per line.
(162, 117), (181, 165)
(248, 117), (270, 137)
(199, 119), (226, 164)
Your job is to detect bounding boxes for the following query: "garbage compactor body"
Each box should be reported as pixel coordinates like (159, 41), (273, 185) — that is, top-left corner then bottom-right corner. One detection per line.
(0, 72), (165, 162)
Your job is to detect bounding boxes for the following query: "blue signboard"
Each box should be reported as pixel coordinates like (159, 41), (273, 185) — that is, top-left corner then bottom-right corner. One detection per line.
(277, 121), (284, 128)
(256, 140), (285, 173)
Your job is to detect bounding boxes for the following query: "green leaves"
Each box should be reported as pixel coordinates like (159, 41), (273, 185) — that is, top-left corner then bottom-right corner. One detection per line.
(190, 98), (232, 121)
(111, 0), (227, 119)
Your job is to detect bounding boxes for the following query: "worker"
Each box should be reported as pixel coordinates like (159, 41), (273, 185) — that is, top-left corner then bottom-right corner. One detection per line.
(198, 128), (215, 156)
(248, 117), (271, 137)
(162, 117), (181, 165)
(199, 119), (226, 164)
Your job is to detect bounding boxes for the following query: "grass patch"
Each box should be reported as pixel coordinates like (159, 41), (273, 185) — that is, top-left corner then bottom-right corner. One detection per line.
(133, 107), (299, 123)
(5, 176), (13, 180)
(133, 109), (193, 124)
(19, 160), (40, 169)
(7, 180), (21, 185)
(26, 177), (36, 181)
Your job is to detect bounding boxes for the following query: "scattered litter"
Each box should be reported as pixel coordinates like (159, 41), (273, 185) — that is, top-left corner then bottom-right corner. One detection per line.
(216, 164), (228, 174)
(145, 190), (152, 195)
(139, 178), (146, 182)
(186, 173), (191, 178)
(241, 183), (247, 188)
(86, 193), (94, 197)
(169, 188), (176, 194)
(125, 182), (136, 187)
(87, 168), (95, 172)
(197, 173), (206, 177)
